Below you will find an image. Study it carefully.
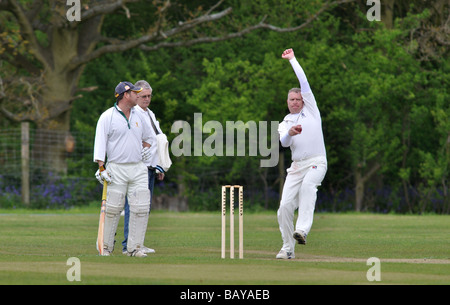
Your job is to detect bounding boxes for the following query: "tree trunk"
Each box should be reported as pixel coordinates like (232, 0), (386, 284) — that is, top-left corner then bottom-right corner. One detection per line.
(355, 169), (364, 212)
(30, 26), (86, 175)
(354, 162), (381, 212)
(258, 167), (269, 210)
(381, 0), (395, 29)
(32, 76), (79, 175)
(32, 127), (71, 176)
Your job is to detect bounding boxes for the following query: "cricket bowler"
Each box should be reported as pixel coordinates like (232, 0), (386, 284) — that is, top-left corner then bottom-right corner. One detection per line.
(276, 48), (327, 259)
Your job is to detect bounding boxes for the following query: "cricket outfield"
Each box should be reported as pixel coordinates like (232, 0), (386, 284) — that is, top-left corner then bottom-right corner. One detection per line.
(0, 209), (448, 285)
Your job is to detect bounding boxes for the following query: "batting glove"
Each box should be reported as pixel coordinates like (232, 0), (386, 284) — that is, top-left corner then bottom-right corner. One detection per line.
(141, 146), (151, 161)
(95, 166), (112, 185)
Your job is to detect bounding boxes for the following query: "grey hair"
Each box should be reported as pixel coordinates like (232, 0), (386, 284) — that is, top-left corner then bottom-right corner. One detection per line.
(135, 80), (152, 91)
(287, 88), (301, 99)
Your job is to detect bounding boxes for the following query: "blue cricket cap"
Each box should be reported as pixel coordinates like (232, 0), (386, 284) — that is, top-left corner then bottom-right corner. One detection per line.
(114, 81), (142, 98)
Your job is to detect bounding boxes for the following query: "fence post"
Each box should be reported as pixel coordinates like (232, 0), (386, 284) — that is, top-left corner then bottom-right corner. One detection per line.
(21, 122), (30, 206)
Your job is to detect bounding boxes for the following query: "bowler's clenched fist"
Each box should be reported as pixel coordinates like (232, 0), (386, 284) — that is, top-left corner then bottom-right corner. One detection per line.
(282, 48), (295, 60)
(288, 124), (302, 136)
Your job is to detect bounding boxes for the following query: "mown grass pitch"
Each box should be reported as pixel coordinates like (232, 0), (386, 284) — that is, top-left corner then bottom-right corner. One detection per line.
(0, 209), (448, 286)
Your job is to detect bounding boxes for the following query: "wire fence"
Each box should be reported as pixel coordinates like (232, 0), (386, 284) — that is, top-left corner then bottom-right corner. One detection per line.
(0, 124), (287, 211)
(0, 124), (100, 209)
(1, 125), (446, 213)
(0, 128), (21, 172)
(0, 127), (94, 177)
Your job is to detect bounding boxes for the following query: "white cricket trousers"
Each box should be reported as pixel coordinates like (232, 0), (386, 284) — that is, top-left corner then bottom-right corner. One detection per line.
(103, 162), (150, 252)
(107, 162), (148, 196)
(277, 155), (327, 253)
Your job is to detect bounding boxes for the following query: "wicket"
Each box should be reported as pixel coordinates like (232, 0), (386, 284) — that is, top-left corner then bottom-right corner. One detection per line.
(221, 185), (243, 259)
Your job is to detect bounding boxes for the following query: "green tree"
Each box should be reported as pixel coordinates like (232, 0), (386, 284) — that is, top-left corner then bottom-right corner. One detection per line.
(0, 0), (348, 175)
(184, 55), (289, 208)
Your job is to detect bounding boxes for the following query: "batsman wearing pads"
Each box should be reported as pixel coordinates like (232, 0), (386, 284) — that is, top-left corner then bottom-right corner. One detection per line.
(276, 49), (327, 259)
(93, 81), (153, 257)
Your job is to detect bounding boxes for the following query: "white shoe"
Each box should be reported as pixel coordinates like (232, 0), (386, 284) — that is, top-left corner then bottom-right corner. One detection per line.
(100, 249), (112, 256)
(276, 250), (295, 259)
(97, 240), (113, 256)
(142, 246), (155, 254)
(123, 246), (155, 255)
(293, 230), (307, 245)
(127, 249), (147, 258)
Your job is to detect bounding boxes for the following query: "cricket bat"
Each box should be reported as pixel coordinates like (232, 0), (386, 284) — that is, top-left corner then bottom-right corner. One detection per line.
(96, 181), (107, 255)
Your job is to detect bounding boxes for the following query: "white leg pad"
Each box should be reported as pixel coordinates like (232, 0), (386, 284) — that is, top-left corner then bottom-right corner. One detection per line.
(104, 190), (125, 252)
(127, 189), (151, 253)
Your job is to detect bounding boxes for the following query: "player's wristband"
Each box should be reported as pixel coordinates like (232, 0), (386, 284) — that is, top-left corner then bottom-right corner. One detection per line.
(99, 165), (106, 172)
(155, 165), (165, 174)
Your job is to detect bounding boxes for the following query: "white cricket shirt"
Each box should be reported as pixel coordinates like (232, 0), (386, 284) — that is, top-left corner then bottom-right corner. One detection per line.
(134, 105), (164, 167)
(93, 104), (152, 164)
(278, 58), (326, 161)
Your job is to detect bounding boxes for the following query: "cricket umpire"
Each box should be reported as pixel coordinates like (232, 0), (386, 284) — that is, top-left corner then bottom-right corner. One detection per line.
(93, 81), (153, 257)
(276, 49), (327, 259)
